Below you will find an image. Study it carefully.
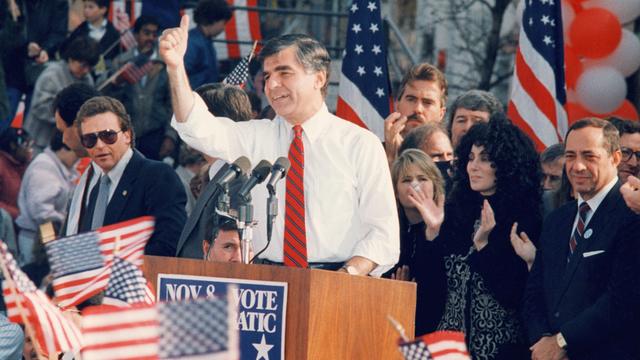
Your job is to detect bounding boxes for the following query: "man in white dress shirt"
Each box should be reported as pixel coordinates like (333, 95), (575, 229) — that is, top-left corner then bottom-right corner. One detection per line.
(159, 16), (399, 276)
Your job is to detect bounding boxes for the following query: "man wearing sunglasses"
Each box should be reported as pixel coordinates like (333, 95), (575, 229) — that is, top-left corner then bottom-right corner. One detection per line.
(72, 96), (186, 256)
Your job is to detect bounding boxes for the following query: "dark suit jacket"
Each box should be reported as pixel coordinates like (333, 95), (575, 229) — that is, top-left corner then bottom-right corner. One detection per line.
(95, 150), (186, 257)
(175, 162), (245, 258)
(524, 181), (640, 359)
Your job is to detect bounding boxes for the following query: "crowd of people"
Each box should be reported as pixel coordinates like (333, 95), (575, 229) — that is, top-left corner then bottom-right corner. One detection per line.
(2, 1), (640, 360)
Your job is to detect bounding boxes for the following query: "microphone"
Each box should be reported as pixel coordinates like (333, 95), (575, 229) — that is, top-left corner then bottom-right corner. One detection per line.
(237, 160), (272, 203)
(266, 157), (291, 194)
(215, 156), (251, 188)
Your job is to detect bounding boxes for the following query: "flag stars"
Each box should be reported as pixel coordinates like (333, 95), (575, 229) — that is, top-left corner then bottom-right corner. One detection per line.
(376, 88), (385, 97)
(367, 1), (377, 11)
(350, 3), (359, 13)
(529, 17), (533, 26)
(543, 35), (554, 46)
(352, 23), (362, 34)
(541, 15), (551, 25)
(373, 66), (383, 76)
(354, 44), (364, 54)
(369, 23), (379, 33)
(372, 44), (382, 55)
(357, 66), (366, 76)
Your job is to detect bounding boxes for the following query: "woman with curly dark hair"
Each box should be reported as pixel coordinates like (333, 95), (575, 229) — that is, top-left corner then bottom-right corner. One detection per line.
(413, 112), (542, 359)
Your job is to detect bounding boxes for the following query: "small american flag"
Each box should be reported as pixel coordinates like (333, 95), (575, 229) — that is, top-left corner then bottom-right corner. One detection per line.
(507, 0), (567, 151)
(119, 53), (154, 85)
(103, 257), (155, 307)
(81, 294), (238, 360)
(222, 42), (257, 87)
(45, 216), (154, 309)
(113, 7), (137, 51)
(398, 331), (470, 360)
(0, 241), (83, 356)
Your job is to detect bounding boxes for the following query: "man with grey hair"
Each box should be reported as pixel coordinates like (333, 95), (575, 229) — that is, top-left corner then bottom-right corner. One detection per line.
(160, 16), (399, 276)
(447, 89), (503, 148)
(540, 143), (565, 191)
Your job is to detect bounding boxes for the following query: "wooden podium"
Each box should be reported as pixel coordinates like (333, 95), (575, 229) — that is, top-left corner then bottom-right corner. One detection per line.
(143, 256), (416, 359)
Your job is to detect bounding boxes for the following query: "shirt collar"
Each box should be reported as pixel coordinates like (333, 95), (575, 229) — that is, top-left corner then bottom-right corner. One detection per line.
(88, 19), (107, 31)
(280, 103), (330, 144)
(94, 148), (134, 184)
(577, 176), (618, 214)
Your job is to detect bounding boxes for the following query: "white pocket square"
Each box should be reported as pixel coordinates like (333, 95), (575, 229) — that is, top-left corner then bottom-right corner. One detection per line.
(583, 250), (605, 258)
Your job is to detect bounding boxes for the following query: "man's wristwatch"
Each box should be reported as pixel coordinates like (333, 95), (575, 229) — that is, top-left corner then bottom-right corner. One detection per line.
(556, 333), (568, 350)
(341, 264), (358, 275)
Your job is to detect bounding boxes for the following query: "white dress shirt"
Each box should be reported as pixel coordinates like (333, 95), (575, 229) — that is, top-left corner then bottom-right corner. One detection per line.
(172, 94), (399, 276)
(572, 176), (618, 235)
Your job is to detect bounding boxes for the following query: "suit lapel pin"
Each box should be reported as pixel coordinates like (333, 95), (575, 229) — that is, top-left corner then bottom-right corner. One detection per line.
(584, 228), (593, 239)
(122, 190), (128, 197)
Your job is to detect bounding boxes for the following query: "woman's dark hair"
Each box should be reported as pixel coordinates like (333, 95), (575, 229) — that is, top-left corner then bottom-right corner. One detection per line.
(448, 112), (542, 223)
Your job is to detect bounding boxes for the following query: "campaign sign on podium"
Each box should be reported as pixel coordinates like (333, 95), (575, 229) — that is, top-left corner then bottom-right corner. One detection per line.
(158, 273), (288, 360)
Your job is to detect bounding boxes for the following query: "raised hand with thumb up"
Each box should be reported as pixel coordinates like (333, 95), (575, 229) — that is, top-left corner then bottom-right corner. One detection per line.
(159, 15), (190, 69)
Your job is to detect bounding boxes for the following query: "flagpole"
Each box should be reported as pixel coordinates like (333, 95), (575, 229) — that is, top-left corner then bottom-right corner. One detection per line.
(0, 258), (50, 360)
(386, 315), (410, 342)
(248, 41), (258, 62)
(97, 66), (127, 91)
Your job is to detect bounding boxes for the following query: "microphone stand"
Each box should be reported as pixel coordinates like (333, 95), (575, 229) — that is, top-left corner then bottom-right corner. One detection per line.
(238, 199), (255, 264)
(251, 185), (277, 263)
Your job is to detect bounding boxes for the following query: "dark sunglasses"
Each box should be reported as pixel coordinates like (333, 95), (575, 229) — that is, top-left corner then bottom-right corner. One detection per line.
(621, 147), (640, 162)
(81, 129), (123, 148)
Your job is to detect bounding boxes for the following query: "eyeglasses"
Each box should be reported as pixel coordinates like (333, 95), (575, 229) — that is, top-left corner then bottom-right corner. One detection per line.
(621, 147), (640, 162)
(81, 129), (123, 148)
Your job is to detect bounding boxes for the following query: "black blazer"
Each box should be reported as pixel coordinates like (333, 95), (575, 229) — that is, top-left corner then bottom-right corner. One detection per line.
(99, 150), (186, 257)
(523, 181), (640, 359)
(175, 163), (246, 258)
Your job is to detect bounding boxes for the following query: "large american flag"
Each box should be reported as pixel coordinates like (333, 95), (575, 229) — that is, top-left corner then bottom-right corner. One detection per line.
(81, 295), (238, 360)
(398, 331), (470, 360)
(0, 241), (83, 356)
(45, 216), (154, 309)
(336, 0), (392, 139)
(507, 0), (567, 151)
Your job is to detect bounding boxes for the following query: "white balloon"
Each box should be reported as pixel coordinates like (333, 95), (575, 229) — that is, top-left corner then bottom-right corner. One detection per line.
(561, 0), (576, 43)
(585, 29), (640, 76)
(576, 66), (627, 114)
(583, 0), (640, 24)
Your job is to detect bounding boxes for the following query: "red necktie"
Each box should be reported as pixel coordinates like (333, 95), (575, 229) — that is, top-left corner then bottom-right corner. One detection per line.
(283, 125), (308, 267)
(569, 202), (590, 254)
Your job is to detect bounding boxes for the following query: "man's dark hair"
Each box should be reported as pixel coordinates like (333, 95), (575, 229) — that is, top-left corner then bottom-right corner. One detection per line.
(399, 123), (448, 154)
(565, 117), (620, 155)
(397, 63), (448, 105)
(540, 143), (565, 164)
(258, 34), (331, 96)
(608, 116), (640, 137)
(49, 131), (68, 151)
(204, 216), (238, 245)
(446, 90), (503, 137)
(53, 83), (101, 126)
(195, 83), (252, 122)
(83, 0), (109, 8)
(62, 36), (100, 67)
(133, 15), (160, 34)
(76, 96), (136, 146)
(194, 0), (232, 25)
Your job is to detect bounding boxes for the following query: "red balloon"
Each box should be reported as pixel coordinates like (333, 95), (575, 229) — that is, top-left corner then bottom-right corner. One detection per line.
(609, 100), (639, 120)
(566, 102), (596, 125)
(569, 8), (621, 59)
(564, 46), (583, 89)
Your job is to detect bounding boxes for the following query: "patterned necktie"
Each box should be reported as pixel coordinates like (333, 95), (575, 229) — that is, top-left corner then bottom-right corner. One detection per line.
(283, 125), (308, 268)
(91, 175), (111, 230)
(569, 202), (590, 254)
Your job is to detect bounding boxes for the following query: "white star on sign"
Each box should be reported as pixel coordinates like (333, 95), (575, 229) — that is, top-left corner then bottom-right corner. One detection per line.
(376, 88), (385, 97)
(355, 44), (364, 54)
(543, 35), (553, 46)
(369, 23), (379, 33)
(350, 3), (358, 13)
(253, 334), (274, 360)
(372, 45), (381, 55)
(541, 15), (550, 25)
(367, 1), (377, 11)
(357, 66), (366, 75)
(352, 23), (362, 34)
(373, 66), (383, 76)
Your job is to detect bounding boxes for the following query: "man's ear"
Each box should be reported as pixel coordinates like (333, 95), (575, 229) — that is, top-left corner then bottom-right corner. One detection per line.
(314, 70), (327, 91)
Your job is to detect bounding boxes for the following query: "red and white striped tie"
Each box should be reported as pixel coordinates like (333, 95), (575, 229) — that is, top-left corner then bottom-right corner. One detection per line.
(283, 125), (308, 267)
